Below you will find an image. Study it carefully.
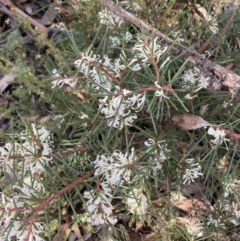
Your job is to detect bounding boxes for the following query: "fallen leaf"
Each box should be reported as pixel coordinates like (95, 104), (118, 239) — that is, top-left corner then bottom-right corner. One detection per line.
(0, 73), (14, 93)
(199, 104), (209, 116)
(171, 114), (213, 130)
(172, 197), (213, 215)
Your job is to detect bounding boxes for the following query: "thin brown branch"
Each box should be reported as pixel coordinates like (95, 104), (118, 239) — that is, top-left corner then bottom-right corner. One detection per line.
(1, 0), (47, 33)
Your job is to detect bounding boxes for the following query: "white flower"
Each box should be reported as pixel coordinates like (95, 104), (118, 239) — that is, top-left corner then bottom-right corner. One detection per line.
(79, 112), (89, 119)
(194, 75), (210, 92)
(172, 30), (184, 43)
(0, 212), (17, 240)
(111, 59), (126, 77)
(15, 222), (46, 241)
(21, 124), (51, 144)
(22, 148), (53, 174)
(52, 69), (60, 77)
(0, 124), (53, 175)
(125, 2), (141, 11)
(144, 139), (170, 175)
(222, 101), (233, 108)
(98, 8), (123, 27)
(170, 191), (186, 202)
(13, 177), (45, 199)
(220, 199), (240, 226)
(0, 195), (30, 240)
(154, 81), (170, 101)
(75, 52), (127, 92)
(125, 31), (132, 41)
(51, 68), (77, 88)
(13, 184), (38, 198)
(109, 36), (121, 47)
(35, 125), (51, 143)
(120, 51), (142, 71)
(182, 67), (209, 92)
(128, 59), (142, 71)
(207, 215), (223, 227)
(51, 77), (77, 89)
(126, 188), (148, 216)
(99, 92), (141, 130)
(181, 68), (198, 89)
(90, 67), (113, 91)
(120, 114), (137, 128)
(185, 219), (204, 238)
(93, 148), (136, 186)
(100, 55), (126, 78)
(18, 124), (53, 174)
(185, 93), (198, 99)
(206, 15), (218, 34)
(185, 158), (195, 164)
(144, 138), (169, 155)
(208, 127), (229, 148)
(100, 95), (128, 117)
(222, 178), (237, 197)
(126, 92), (145, 111)
(83, 182), (117, 226)
(227, 202), (240, 226)
(182, 159), (203, 185)
(133, 37), (168, 63)
(74, 51), (100, 68)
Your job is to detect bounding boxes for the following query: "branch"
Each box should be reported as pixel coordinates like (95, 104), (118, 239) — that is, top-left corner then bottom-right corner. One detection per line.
(0, 0), (47, 33)
(97, 0), (240, 98)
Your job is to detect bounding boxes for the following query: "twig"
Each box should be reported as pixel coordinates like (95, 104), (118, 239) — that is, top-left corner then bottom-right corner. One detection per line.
(97, 0), (240, 98)
(0, 0), (47, 33)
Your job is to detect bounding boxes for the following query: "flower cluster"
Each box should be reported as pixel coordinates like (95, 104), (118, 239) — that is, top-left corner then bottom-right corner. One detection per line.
(154, 81), (171, 101)
(99, 90), (145, 130)
(13, 176), (46, 199)
(0, 193), (45, 241)
(83, 182), (117, 226)
(205, 15), (219, 34)
(124, 2), (141, 12)
(70, 50), (147, 129)
(222, 178), (239, 197)
(126, 187), (148, 216)
(109, 31), (132, 47)
(98, 8), (124, 28)
(93, 148), (136, 186)
(206, 182), (240, 228)
(0, 124), (52, 175)
(51, 69), (77, 88)
(180, 67), (210, 92)
(184, 219), (204, 238)
(221, 200), (240, 226)
(208, 127), (229, 149)
(129, 37), (170, 72)
(144, 138), (170, 175)
(206, 215), (224, 228)
(0, 124), (52, 241)
(69, 36), (170, 130)
(182, 158), (203, 185)
(74, 51), (125, 92)
(133, 37), (168, 63)
(83, 148), (150, 226)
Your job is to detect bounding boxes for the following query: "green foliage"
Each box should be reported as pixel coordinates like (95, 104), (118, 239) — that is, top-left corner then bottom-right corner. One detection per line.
(1, 1), (240, 241)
